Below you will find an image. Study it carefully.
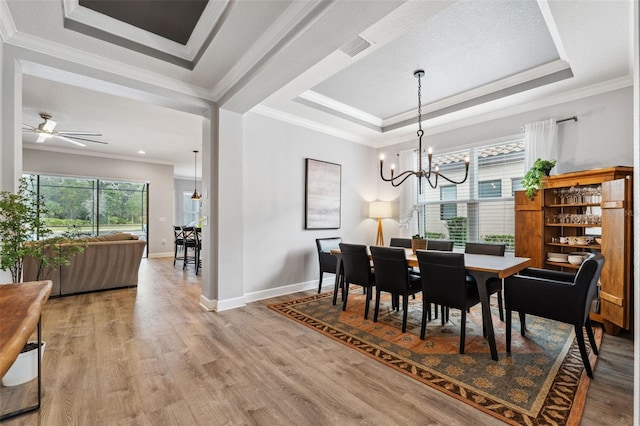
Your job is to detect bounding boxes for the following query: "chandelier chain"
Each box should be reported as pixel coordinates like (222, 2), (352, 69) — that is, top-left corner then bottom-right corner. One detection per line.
(417, 73), (422, 134)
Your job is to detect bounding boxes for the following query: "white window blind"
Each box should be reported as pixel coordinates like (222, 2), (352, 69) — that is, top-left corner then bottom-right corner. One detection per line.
(416, 140), (525, 251)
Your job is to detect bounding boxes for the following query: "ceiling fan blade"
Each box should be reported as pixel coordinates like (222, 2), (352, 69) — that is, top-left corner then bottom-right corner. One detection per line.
(22, 124), (36, 131)
(54, 135), (87, 147)
(56, 131), (102, 136)
(61, 135), (108, 145)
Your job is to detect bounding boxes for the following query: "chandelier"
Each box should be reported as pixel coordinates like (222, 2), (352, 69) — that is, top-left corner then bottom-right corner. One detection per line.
(379, 69), (469, 192)
(191, 150), (201, 200)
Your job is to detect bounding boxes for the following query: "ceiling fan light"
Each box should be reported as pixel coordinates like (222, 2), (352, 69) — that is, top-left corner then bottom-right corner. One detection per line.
(41, 119), (57, 133)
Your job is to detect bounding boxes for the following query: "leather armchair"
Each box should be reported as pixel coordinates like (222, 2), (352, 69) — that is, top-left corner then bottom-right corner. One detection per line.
(504, 253), (605, 377)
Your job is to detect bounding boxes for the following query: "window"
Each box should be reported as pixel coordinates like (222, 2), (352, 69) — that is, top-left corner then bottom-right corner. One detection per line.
(28, 174), (148, 246)
(479, 179), (502, 198)
(440, 186), (457, 219)
(511, 178), (524, 196)
(415, 140), (525, 251)
(183, 192), (201, 226)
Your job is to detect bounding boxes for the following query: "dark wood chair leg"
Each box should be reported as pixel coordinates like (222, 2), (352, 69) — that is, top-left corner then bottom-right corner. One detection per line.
(364, 286), (371, 319)
(342, 282), (350, 311)
(506, 309), (512, 352)
(401, 294), (409, 333)
(519, 311), (526, 336)
(574, 324), (593, 378)
(420, 301), (428, 339)
(373, 289), (381, 323)
(497, 290), (504, 321)
(317, 272), (323, 293)
(585, 320), (599, 355)
(459, 309), (466, 354)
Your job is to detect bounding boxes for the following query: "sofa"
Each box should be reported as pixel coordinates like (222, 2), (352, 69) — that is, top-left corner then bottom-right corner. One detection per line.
(23, 233), (146, 297)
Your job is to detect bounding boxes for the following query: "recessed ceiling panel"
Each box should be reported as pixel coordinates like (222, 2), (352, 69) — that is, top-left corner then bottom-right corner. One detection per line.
(312, 0), (561, 120)
(79, 0), (208, 45)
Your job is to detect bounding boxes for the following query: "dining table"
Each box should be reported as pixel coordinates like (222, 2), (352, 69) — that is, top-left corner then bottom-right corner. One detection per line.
(331, 248), (531, 361)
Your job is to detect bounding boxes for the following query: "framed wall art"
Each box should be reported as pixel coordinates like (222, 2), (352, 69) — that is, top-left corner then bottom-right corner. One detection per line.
(305, 158), (341, 229)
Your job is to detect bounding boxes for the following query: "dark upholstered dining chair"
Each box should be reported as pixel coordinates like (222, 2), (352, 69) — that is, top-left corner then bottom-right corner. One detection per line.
(504, 253), (604, 378)
(464, 242), (506, 321)
(370, 246), (422, 332)
(426, 240), (454, 251)
(339, 243), (375, 319)
(389, 238), (412, 248)
(315, 237), (342, 294)
(416, 251), (482, 353)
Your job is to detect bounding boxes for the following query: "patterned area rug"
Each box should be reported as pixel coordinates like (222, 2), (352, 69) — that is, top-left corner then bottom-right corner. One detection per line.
(269, 290), (600, 425)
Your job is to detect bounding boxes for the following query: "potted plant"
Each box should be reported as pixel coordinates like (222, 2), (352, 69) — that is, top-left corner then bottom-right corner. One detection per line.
(411, 234), (427, 253)
(521, 158), (557, 201)
(0, 176), (86, 386)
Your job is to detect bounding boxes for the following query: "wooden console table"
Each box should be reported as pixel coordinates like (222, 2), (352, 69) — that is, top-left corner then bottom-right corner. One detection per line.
(0, 280), (52, 420)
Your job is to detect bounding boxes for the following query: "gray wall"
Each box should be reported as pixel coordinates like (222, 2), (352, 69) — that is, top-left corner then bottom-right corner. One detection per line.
(23, 148), (174, 256)
(242, 112), (379, 297)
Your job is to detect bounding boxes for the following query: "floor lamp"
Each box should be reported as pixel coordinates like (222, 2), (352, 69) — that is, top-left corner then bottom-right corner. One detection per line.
(369, 201), (392, 246)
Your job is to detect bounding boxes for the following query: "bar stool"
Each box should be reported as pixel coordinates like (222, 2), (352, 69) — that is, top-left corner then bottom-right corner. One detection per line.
(173, 225), (185, 266)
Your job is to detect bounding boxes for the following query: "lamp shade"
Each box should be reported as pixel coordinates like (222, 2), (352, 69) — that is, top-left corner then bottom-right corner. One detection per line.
(369, 201), (392, 219)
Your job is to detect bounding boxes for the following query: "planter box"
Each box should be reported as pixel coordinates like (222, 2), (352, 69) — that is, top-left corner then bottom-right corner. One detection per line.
(2, 341), (45, 387)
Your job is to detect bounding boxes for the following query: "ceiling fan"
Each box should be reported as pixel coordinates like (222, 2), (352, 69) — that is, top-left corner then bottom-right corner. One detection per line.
(22, 113), (107, 147)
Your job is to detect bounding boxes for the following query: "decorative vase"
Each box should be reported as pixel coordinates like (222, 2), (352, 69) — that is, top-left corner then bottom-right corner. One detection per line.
(1, 341), (45, 386)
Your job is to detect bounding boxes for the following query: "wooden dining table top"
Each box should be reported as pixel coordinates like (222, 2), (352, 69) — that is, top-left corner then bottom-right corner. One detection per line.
(0, 280), (52, 378)
(331, 248), (532, 279)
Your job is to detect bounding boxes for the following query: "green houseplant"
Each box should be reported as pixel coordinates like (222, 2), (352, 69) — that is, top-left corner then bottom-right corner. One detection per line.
(521, 158), (557, 201)
(0, 177), (86, 386)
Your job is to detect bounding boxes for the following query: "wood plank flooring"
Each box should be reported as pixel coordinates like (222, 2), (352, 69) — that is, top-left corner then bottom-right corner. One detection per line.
(1, 258), (634, 425)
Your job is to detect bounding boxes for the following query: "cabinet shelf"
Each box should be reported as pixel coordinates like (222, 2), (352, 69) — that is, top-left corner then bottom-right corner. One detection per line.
(546, 203), (601, 208)
(545, 223), (601, 228)
(546, 242), (601, 249)
(545, 260), (581, 269)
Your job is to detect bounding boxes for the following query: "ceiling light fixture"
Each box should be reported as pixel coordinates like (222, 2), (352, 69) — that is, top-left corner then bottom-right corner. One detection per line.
(379, 69), (469, 193)
(191, 150), (201, 200)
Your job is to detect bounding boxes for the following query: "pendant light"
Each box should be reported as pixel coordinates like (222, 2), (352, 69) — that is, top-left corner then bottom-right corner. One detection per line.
(191, 150), (201, 200)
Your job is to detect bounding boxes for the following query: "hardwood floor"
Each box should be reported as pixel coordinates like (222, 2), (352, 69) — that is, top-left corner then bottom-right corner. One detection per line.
(1, 258), (634, 425)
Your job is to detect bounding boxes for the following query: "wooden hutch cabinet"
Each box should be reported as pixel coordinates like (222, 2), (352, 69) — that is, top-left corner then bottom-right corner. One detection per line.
(515, 167), (633, 334)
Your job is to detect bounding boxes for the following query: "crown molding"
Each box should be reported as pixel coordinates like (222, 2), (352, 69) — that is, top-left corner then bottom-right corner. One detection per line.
(251, 104), (370, 146)
(5, 31), (214, 103)
(0, 1), (16, 43)
(298, 90), (383, 127)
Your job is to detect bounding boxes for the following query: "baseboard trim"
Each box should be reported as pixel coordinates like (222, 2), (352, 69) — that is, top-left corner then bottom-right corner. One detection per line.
(148, 252), (174, 258)
(200, 277), (334, 311)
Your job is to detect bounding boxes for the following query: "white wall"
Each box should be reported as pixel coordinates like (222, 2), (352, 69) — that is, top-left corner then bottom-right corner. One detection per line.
(242, 112), (379, 295)
(23, 148), (174, 256)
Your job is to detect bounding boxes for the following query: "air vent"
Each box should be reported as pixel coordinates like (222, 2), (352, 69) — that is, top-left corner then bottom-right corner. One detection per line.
(339, 36), (371, 57)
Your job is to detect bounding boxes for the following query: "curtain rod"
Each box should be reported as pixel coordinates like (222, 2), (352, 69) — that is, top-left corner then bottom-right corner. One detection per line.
(520, 116), (578, 132)
(556, 116), (578, 124)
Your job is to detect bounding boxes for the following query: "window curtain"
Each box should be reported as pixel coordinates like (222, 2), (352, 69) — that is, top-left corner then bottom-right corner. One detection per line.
(524, 119), (557, 169)
(398, 149), (418, 236)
